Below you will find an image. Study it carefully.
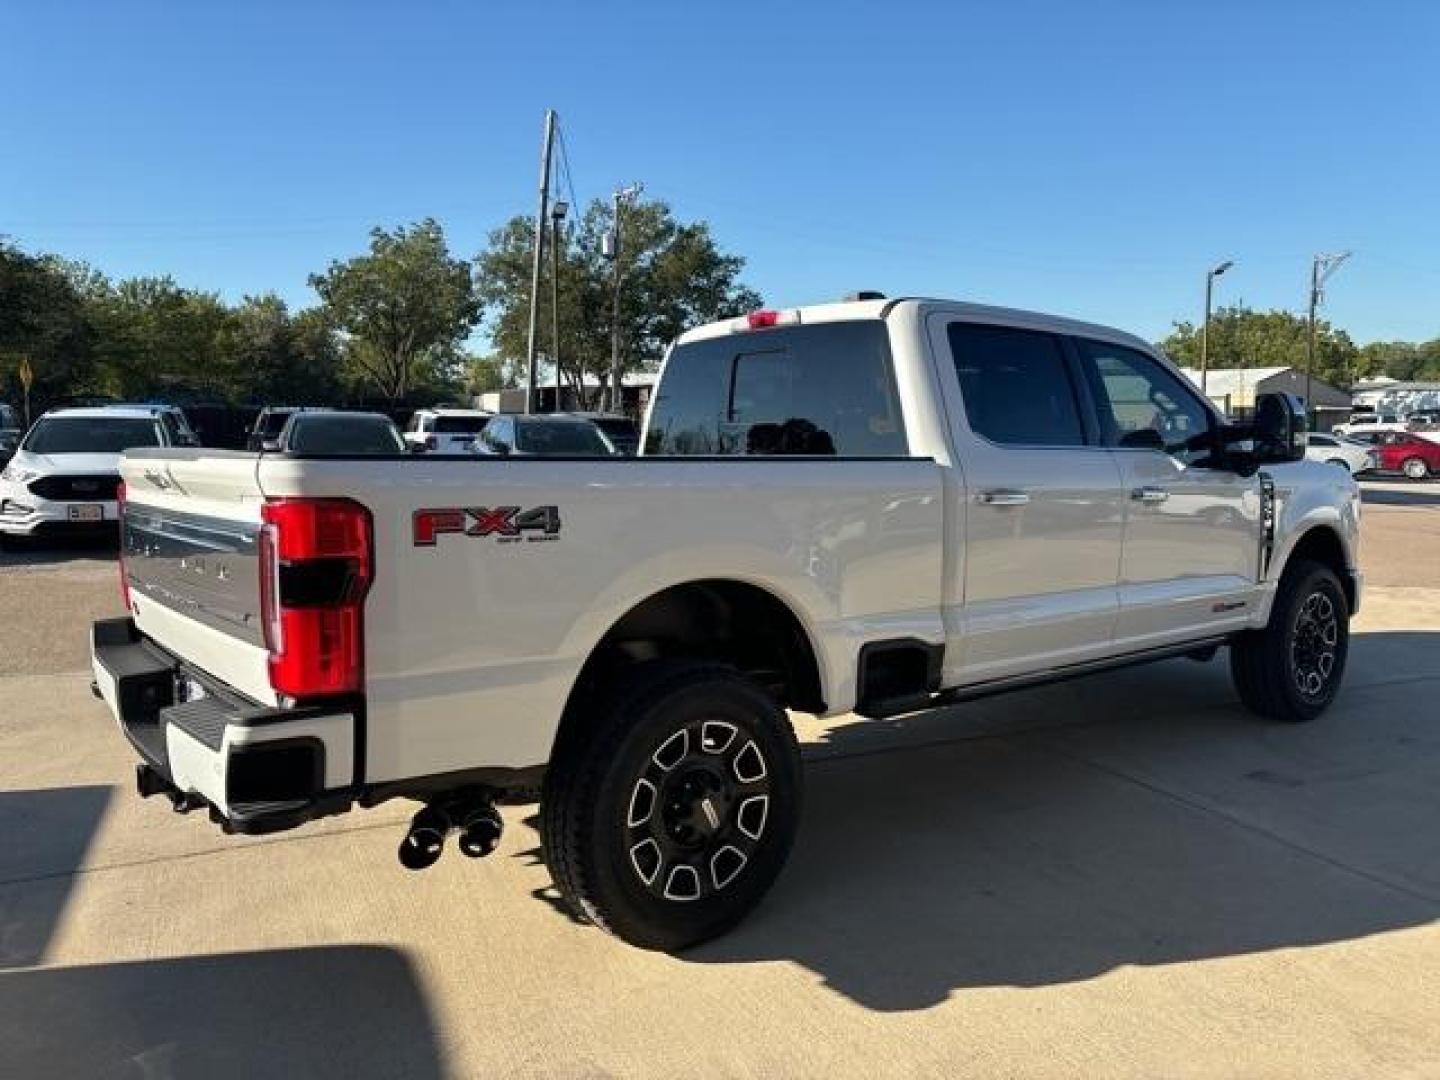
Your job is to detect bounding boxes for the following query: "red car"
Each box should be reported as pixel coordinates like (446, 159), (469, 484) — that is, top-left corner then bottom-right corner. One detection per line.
(1373, 433), (1440, 480)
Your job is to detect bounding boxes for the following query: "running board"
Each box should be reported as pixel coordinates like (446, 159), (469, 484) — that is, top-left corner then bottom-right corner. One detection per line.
(932, 636), (1232, 708)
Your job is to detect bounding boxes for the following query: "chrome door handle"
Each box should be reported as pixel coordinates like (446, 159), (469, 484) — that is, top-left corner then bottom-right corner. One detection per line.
(977, 489), (1030, 506)
(1131, 486), (1169, 503)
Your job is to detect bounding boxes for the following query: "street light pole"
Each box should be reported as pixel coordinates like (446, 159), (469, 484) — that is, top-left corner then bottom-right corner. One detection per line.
(1199, 259), (1233, 396)
(524, 109), (557, 415)
(603, 182), (643, 413)
(550, 201), (568, 412)
(1305, 251), (1353, 422)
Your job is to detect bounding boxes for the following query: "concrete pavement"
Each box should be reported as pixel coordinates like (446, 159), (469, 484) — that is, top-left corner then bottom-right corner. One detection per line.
(1, 482), (1437, 1077)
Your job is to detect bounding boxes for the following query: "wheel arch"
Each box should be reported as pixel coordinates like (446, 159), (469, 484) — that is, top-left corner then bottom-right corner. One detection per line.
(1276, 524), (1357, 614)
(550, 578), (826, 761)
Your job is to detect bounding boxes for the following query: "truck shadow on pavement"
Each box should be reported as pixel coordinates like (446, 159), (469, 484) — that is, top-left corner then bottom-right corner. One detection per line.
(0, 790), (446, 1079)
(0, 785), (113, 969)
(0, 946), (446, 1079)
(691, 639), (1440, 1012)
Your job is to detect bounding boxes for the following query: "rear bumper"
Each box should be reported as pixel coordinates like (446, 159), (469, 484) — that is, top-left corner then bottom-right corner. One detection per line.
(90, 617), (358, 834)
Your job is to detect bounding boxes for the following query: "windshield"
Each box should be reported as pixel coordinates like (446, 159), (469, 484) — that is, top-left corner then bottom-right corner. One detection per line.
(286, 415), (405, 455)
(23, 417), (163, 454)
(515, 420), (614, 455)
(433, 415), (490, 434)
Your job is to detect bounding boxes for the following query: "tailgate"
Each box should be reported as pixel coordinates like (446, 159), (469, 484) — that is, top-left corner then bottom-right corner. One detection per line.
(119, 451), (276, 704)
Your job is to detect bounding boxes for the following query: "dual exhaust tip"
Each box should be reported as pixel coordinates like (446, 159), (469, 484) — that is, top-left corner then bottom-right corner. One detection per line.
(399, 801), (504, 870)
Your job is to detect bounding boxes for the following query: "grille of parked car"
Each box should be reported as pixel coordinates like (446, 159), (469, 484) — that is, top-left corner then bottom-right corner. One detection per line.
(28, 474), (123, 501)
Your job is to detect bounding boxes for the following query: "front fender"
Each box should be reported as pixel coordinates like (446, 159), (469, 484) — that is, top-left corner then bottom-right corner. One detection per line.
(1251, 459), (1362, 625)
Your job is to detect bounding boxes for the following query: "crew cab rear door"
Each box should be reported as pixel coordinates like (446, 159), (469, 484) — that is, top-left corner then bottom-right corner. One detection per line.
(930, 316), (1126, 683)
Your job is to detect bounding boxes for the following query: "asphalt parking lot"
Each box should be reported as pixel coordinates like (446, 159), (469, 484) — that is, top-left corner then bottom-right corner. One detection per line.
(2, 480), (1438, 1078)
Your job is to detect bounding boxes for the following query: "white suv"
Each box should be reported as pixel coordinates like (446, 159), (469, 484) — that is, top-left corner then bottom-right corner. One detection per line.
(403, 408), (493, 453)
(0, 405), (195, 543)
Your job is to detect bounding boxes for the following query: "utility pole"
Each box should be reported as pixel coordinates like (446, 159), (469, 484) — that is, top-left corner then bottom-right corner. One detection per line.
(550, 200), (568, 412)
(1305, 251), (1352, 421)
(603, 182), (643, 413)
(1199, 260), (1233, 396)
(525, 109), (557, 415)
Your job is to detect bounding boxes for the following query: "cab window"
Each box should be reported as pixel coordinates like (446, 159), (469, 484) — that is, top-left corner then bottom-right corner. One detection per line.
(947, 322), (1086, 447)
(646, 322), (906, 456)
(1075, 339), (1216, 465)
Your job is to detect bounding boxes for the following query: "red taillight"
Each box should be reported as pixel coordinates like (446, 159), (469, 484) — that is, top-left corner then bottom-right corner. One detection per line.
(747, 310), (780, 329)
(116, 480), (131, 610)
(259, 498), (373, 698)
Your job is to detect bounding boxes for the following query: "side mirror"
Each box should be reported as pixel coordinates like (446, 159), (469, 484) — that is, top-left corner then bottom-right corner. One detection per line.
(1220, 392), (1306, 475)
(1253, 392), (1307, 464)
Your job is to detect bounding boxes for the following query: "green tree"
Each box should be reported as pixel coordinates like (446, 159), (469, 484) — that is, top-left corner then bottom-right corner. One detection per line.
(86, 276), (233, 399)
(475, 198), (761, 407)
(1358, 339), (1440, 382)
(463, 353), (519, 398)
(309, 219), (481, 403)
(220, 295), (343, 404)
(0, 242), (94, 410)
(1161, 306), (1360, 388)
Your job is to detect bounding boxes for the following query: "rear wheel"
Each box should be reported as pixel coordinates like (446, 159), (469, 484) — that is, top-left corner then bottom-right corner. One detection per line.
(1402, 457), (1429, 480)
(1230, 559), (1349, 722)
(541, 661), (802, 951)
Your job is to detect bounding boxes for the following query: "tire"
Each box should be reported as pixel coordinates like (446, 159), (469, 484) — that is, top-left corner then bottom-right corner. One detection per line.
(1230, 559), (1349, 723)
(540, 660), (802, 951)
(1402, 457), (1429, 480)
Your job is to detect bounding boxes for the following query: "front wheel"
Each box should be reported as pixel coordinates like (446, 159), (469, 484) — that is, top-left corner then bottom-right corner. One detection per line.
(1230, 559), (1349, 722)
(1402, 457), (1430, 480)
(541, 661), (802, 951)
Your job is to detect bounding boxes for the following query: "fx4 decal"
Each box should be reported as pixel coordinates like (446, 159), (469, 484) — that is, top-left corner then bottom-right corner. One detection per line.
(414, 506), (562, 546)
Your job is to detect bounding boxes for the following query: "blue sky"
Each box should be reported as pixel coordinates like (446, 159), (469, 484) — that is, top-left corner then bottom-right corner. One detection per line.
(3, 0), (1437, 345)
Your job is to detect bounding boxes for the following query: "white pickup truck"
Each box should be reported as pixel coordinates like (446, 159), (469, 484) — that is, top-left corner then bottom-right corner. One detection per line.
(92, 295), (1361, 950)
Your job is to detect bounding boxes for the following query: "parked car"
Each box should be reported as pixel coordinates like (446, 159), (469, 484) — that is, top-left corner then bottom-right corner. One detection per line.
(246, 406), (318, 451)
(404, 408), (493, 454)
(558, 412), (641, 455)
(1332, 413), (1406, 438)
(270, 410), (407, 456)
(0, 405), (195, 543)
(474, 414), (618, 456)
(1370, 433), (1440, 479)
(95, 295), (1357, 951)
(1304, 433), (1376, 475)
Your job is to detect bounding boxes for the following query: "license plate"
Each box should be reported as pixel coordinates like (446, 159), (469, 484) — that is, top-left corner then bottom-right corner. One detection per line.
(68, 504), (103, 522)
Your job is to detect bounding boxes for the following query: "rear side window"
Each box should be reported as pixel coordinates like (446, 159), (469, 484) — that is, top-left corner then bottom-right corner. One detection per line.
(645, 322), (906, 457)
(947, 323), (1085, 446)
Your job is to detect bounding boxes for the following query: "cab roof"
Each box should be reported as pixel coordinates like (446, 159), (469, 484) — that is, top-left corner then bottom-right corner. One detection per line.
(40, 406), (169, 421)
(675, 296), (1156, 355)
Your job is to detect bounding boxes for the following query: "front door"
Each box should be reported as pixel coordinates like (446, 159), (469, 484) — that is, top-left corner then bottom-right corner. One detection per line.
(933, 317), (1127, 684)
(1072, 337), (1261, 647)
